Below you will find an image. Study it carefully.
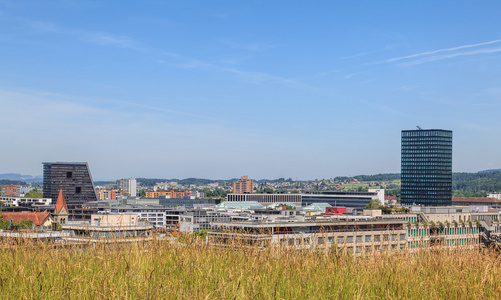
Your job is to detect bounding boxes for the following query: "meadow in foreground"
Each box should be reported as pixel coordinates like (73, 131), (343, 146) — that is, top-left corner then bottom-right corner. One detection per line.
(0, 237), (500, 299)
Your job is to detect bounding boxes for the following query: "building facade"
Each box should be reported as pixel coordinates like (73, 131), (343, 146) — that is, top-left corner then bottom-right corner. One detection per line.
(1, 185), (18, 197)
(301, 191), (377, 211)
(120, 178), (137, 197)
(233, 176), (253, 194)
(42, 162), (98, 214)
(227, 193), (302, 207)
(401, 129), (452, 206)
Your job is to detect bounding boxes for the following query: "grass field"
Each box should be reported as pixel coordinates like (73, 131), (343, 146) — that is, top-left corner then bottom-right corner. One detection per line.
(1, 237), (500, 299)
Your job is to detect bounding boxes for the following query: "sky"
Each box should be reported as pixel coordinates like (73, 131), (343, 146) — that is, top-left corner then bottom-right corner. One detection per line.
(1, 1), (501, 180)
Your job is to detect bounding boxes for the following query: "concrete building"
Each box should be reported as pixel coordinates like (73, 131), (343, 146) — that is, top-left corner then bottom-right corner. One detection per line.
(159, 197), (220, 208)
(233, 176), (253, 194)
(401, 129), (453, 206)
(120, 177), (137, 197)
(368, 189), (385, 205)
(145, 190), (191, 199)
(301, 191), (377, 211)
(227, 193), (302, 207)
(209, 217), (408, 253)
(62, 213), (154, 239)
(1, 185), (18, 197)
(0, 196), (52, 207)
(488, 193), (501, 200)
(102, 205), (169, 228)
(452, 197), (501, 207)
(96, 189), (122, 200)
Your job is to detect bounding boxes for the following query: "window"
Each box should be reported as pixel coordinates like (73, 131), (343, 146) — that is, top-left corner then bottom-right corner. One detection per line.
(400, 234), (406, 241)
(75, 187), (81, 193)
(66, 172), (72, 178)
(356, 236), (363, 242)
(365, 235), (372, 242)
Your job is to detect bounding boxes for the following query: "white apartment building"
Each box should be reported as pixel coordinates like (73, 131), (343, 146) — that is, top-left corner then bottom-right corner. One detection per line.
(120, 177), (137, 197)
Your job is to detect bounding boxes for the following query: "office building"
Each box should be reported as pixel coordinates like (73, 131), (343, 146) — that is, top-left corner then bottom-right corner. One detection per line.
(401, 129), (452, 206)
(42, 162), (98, 214)
(233, 176), (253, 194)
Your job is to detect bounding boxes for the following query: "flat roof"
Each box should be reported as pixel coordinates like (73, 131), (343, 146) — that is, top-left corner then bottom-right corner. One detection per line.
(401, 129), (452, 132)
(211, 218), (406, 228)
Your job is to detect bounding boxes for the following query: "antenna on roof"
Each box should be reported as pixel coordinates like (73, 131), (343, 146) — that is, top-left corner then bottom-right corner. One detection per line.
(417, 126), (423, 130)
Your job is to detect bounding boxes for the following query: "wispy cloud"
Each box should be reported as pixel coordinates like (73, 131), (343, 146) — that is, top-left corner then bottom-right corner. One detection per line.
(400, 46), (501, 66)
(26, 20), (147, 51)
(22, 19), (313, 89)
(379, 39), (501, 66)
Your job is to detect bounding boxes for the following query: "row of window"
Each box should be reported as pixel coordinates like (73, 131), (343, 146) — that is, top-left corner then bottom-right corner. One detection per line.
(280, 234), (407, 246)
(401, 130), (452, 137)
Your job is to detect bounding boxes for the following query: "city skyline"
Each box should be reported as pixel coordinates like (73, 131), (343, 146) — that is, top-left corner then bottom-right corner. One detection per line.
(1, 2), (501, 180)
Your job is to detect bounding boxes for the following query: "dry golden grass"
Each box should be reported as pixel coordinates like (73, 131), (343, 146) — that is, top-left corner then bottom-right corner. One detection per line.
(0, 237), (500, 299)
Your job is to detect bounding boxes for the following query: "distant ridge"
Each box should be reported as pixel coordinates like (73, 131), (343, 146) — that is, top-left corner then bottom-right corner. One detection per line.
(0, 173), (42, 183)
(478, 169), (501, 174)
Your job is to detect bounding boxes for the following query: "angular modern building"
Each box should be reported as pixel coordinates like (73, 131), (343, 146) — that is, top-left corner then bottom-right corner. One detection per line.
(401, 129), (452, 206)
(43, 162), (98, 214)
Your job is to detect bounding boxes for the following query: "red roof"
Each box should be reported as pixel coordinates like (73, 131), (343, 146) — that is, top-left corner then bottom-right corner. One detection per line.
(0, 212), (51, 227)
(55, 189), (68, 213)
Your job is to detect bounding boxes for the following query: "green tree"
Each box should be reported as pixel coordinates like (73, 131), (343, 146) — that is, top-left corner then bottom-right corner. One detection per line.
(365, 199), (382, 209)
(24, 188), (43, 198)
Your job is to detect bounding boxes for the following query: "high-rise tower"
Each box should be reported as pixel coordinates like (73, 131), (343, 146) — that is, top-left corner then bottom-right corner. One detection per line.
(401, 129), (452, 206)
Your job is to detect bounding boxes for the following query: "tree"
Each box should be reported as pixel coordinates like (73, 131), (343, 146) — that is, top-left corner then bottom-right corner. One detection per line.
(24, 188), (43, 198)
(365, 199), (382, 209)
(380, 206), (392, 214)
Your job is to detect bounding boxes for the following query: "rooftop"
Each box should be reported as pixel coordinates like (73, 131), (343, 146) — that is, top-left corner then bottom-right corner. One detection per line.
(0, 212), (51, 227)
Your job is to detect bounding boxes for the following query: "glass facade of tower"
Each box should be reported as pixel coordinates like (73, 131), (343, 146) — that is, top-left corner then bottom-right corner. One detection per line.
(401, 129), (452, 206)
(43, 162), (98, 214)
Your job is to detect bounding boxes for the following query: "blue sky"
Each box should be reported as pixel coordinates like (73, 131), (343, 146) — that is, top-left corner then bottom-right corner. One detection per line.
(1, 1), (501, 180)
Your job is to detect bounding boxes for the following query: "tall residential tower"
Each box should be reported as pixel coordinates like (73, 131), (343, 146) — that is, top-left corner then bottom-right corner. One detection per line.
(233, 176), (253, 194)
(401, 129), (452, 206)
